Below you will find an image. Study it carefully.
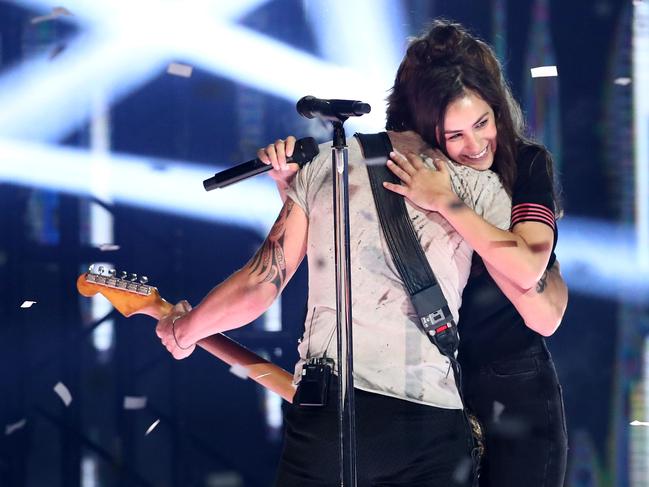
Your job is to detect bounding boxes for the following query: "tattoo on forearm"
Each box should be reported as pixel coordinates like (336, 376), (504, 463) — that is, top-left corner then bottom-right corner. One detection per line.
(536, 270), (548, 294)
(248, 200), (294, 294)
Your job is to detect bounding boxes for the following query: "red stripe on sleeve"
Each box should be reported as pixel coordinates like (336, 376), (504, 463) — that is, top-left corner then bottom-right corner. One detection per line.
(511, 203), (555, 230)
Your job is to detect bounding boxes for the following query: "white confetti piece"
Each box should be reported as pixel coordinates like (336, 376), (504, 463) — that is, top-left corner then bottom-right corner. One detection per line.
(630, 420), (649, 426)
(5, 419), (27, 436)
(229, 364), (250, 380)
(98, 243), (120, 252)
(530, 65), (558, 78)
(253, 372), (272, 380)
(123, 396), (147, 410)
(145, 419), (160, 435)
(31, 13), (57, 24)
(30, 6), (72, 24)
(452, 457), (473, 484)
(362, 156), (389, 167)
(167, 63), (193, 78)
(614, 77), (632, 86)
(54, 382), (73, 407)
(20, 301), (37, 308)
(493, 401), (505, 423)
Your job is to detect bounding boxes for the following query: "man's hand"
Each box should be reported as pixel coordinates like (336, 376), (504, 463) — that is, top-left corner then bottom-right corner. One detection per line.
(156, 300), (196, 360)
(257, 136), (300, 185)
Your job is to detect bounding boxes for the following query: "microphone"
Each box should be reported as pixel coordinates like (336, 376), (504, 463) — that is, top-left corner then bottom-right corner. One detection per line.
(296, 96), (371, 121)
(203, 137), (320, 191)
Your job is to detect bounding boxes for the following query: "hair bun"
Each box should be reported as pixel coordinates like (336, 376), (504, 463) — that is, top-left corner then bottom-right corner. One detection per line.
(408, 20), (474, 67)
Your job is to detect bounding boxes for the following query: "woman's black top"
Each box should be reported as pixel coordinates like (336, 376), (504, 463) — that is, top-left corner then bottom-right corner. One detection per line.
(457, 142), (558, 371)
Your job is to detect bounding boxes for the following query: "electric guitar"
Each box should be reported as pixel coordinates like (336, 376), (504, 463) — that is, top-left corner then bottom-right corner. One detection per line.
(77, 266), (296, 402)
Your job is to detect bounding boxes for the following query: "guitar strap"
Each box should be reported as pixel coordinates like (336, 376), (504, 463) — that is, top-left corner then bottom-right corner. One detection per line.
(355, 132), (482, 485)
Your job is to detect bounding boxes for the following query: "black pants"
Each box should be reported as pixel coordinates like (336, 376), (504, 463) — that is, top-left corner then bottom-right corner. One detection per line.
(275, 381), (474, 487)
(463, 344), (568, 487)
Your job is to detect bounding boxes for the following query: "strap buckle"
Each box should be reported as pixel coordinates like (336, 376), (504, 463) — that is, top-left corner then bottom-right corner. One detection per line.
(420, 310), (459, 357)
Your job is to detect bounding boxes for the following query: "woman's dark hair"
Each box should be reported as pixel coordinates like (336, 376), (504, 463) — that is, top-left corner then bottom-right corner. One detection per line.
(387, 19), (554, 203)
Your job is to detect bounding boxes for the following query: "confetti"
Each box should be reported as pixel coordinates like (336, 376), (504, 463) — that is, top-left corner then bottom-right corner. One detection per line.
(98, 243), (120, 252)
(362, 156), (388, 167)
(54, 382), (73, 407)
(167, 62), (193, 78)
(490, 417), (529, 438)
(5, 419), (27, 436)
(614, 77), (632, 86)
(253, 372), (272, 381)
(452, 457), (473, 484)
(229, 364), (250, 380)
(530, 66), (558, 78)
(493, 401), (505, 423)
(123, 396), (147, 410)
(145, 419), (160, 435)
(630, 420), (649, 426)
(20, 301), (37, 308)
(30, 6), (72, 24)
(31, 13), (58, 24)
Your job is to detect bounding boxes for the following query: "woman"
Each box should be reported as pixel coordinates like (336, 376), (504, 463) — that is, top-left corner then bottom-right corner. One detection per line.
(384, 19), (568, 487)
(261, 19), (568, 487)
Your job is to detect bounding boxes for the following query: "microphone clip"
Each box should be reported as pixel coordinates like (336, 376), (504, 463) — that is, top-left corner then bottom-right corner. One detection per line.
(296, 96), (371, 123)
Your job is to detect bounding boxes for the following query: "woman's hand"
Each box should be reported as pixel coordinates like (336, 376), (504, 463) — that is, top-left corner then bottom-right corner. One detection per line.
(257, 136), (300, 186)
(383, 151), (457, 212)
(155, 300), (195, 360)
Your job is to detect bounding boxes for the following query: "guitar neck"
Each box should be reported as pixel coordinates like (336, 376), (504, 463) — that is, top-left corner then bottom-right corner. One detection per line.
(145, 298), (296, 403)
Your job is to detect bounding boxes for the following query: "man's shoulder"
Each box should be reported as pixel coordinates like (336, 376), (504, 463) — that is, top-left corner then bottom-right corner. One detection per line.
(446, 161), (505, 197)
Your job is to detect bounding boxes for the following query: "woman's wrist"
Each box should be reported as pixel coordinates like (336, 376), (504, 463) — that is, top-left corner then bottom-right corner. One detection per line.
(435, 190), (463, 215)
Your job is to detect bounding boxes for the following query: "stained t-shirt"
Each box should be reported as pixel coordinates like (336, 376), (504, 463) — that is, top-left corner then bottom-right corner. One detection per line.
(285, 135), (510, 409)
(457, 142), (558, 370)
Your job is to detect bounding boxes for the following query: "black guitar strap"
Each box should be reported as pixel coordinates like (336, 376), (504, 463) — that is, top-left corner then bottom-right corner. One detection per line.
(355, 132), (482, 485)
(357, 132), (460, 355)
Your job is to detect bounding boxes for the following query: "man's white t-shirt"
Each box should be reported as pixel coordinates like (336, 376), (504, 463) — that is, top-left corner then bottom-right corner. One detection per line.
(285, 134), (510, 409)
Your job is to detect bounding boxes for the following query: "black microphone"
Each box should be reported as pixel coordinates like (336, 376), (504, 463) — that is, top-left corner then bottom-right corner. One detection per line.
(203, 137), (320, 191)
(296, 96), (371, 121)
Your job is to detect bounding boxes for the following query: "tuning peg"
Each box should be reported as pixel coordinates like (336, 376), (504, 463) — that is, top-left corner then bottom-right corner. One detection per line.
(109, 269), (116, 277)
(120, 271), (128, 280)
(130, 273), (138, 282)
(98, 266), (105, 275)
(88, 265), (95, 274)
(139, 276), (148, 284)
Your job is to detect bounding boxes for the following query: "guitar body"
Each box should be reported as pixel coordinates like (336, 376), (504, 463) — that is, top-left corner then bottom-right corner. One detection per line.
(77, 268), (296, 402)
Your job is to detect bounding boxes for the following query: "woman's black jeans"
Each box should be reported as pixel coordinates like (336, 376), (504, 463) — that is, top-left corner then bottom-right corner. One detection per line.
(462, 343), (568, 487)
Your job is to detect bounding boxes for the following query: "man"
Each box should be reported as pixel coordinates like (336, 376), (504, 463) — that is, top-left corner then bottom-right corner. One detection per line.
(156, 128), (510, 486)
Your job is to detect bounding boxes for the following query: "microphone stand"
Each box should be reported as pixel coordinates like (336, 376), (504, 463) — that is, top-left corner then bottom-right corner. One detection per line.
(297, 97), (370, 487)
(330, 120), (357, 487)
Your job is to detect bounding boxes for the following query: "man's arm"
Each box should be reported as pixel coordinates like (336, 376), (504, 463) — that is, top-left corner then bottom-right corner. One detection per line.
(156, 198), (308, 358)
(483, 260), (568, 336)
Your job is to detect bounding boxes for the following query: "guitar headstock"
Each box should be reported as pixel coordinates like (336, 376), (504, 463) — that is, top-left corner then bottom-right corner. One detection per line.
(77, 265), (165, 318)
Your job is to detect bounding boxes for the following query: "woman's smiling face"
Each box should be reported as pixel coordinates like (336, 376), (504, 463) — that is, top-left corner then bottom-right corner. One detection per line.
(441, 91), (498, 171)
